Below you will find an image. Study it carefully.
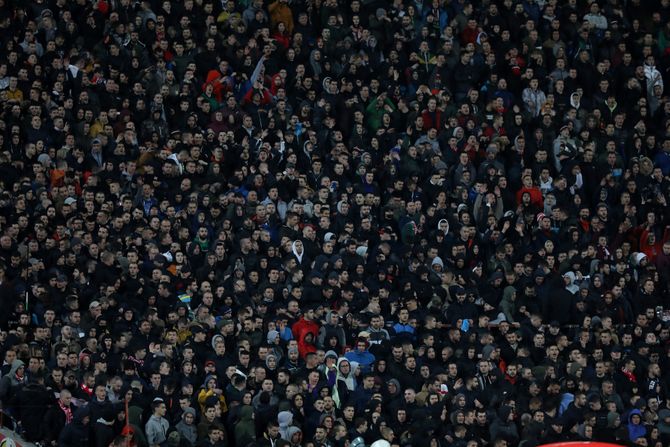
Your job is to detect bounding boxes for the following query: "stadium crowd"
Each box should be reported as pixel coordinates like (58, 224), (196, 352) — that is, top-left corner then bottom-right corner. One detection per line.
(1, 0), (670, 446)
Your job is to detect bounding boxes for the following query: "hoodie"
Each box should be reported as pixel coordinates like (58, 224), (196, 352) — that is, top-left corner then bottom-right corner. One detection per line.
(278, 410), (294, 440)
(563, 271), (580, 294)
(332, 357), (357, 408)
(0, 359), (25, 400)
(317, 311), (347, 349)
(626, 409), (646, 442)
(235, 405), (256, 446)
(58, 406), (91, 447)
(291, 240), (305, 264)
(489, 406), (519, 443)
(499, 286), (518, 323)
(344, 348), (375, 374)
(292, 316), (319, 346)
(285, 426), (302, 445)
(658, 409), (670, 435)
(176, 407), (197, 445)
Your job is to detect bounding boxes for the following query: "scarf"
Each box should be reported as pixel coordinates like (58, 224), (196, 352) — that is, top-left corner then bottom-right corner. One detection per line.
(59, 401), (73, 424)
(621, 368), (637, 383)
(128, 355), (144, 368)
(81, 383), (93, 396)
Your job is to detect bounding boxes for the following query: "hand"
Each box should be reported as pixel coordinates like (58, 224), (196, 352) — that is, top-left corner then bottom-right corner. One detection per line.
(515, 222), (524, 234)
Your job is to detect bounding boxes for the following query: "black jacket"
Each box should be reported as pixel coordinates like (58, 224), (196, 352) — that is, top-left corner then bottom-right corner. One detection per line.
(43, 402), (76, 444)
(59, 406), (91, 447)
(16, 381), (53, 442)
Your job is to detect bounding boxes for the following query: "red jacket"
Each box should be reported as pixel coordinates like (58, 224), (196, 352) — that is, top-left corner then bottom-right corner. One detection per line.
(516, 186), (543, 208)
(291, 317), (319, 342)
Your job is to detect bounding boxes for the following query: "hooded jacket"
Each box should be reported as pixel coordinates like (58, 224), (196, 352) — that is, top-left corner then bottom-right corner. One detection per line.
(58, 406), (91, 447)
(176, 407), (197, 445)
(285, 426), (302, 446)
(332, 357), (357, 408)
(563, 271), (580, 294)
(292, 315), (320, 344)
(0, 359), (25, 401)
(626, 409), (646, 442)
(489, 406), (519, 444)
(344, 347), (375, 374)
(297, 329), (318, 359)
(278, 411), (294, 440)
(198, 374), (228, 415)
(17, 378), (52, 441)
(318, 311), (347, 349)
(499, 286), (518, 324)
(235, 405), (256, 446)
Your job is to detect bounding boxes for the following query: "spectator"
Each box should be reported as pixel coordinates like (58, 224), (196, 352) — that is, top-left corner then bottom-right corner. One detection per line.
(0, 2), (670, 447)
(145, 398), (170, 447)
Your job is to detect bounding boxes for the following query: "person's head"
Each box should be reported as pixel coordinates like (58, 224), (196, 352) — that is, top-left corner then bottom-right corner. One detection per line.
(152, 399), (167, 416)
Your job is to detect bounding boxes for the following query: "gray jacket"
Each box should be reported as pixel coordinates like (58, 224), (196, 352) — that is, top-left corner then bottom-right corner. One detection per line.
(145, 414), (170, 445)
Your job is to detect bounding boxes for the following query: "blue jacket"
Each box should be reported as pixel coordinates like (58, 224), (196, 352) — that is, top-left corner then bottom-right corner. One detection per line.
(344, 350), (375, 373)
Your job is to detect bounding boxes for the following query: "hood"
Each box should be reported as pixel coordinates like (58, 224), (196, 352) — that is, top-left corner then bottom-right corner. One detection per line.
(563, 271), (579, 293)
(285, 426), (302, 439)
(239, 405), (254, 421)
(431, 256), (444, 270)
(74, 405), (91, 424)
(203, 374), (218, 388)
(481, 345), (495, 360)
(387, 378), (401, 397)
(204, 69), (221, 86)
(266, 354), (277, 369)
(278, 410), (293, 428)
(628, 409), (642, 424)
(267, 330), (280, 343)
(336, 357), (351, 373)
(514, 135), (524, 152)
(8, 359), (24, 376)
(437, 219), (449, 235)
(291, 240), (304, 261)
(497, 405), (512, 422)
(606, 411), (619, 428)
(182, 407), (196, 420)
(627, 408), (646, 441)
(502, 286), (516, 301)
(658, 409), (670, 433)
(336, 201), (347, 214)
(632, 252), (647, 266)
(570, 92), (581, 108)
(591, 273), (603, 288)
